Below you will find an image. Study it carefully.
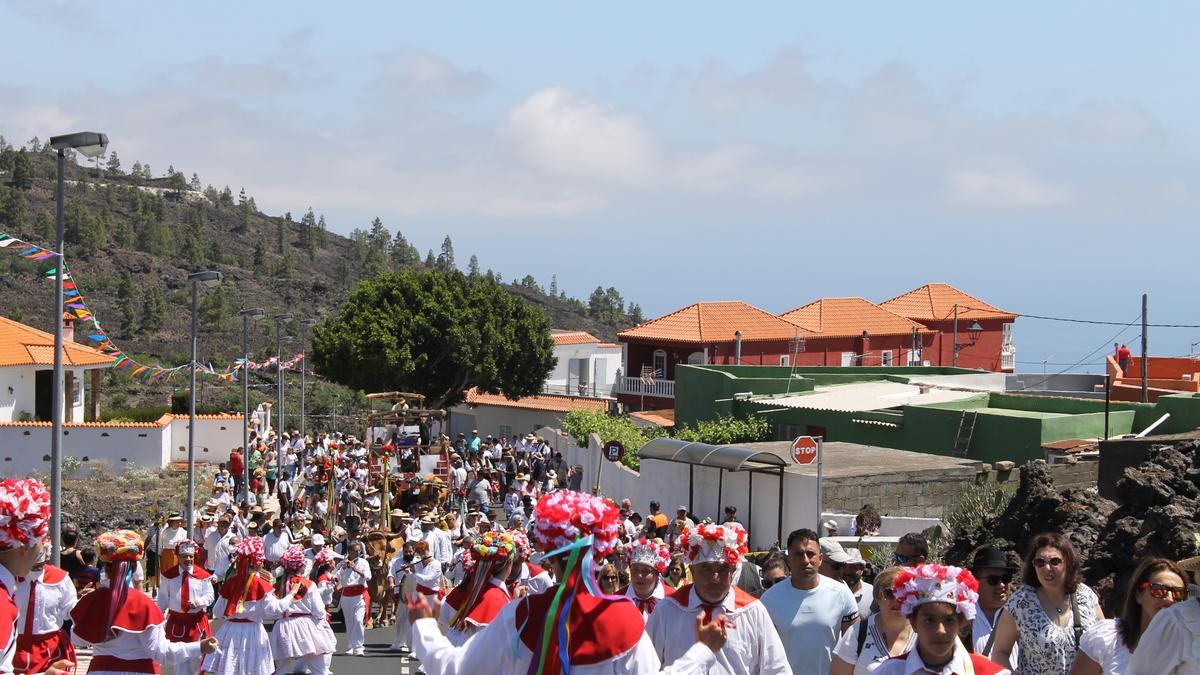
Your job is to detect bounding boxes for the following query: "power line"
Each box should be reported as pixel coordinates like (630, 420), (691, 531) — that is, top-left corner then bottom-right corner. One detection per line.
(1014, 318), (1140, 391)
(951, 304), (1200, 329)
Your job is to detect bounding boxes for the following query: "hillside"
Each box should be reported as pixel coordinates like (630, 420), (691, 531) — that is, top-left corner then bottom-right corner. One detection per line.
(0, 137), (640, 416)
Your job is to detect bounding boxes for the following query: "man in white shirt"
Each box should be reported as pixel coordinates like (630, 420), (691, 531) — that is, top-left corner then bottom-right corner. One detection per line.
(263, 519), (293, 568)
(843, 547), (874, 618)
(388, 541), (416, 653)
(421, 515), (454, 569)
(647, 522), (790, 674)
(156, 540), (215, 675)
(202, 518), (233, 575)
(337, 541), (373, 656)
(760, 528), (859, 675)
(12, 541), (77, 673)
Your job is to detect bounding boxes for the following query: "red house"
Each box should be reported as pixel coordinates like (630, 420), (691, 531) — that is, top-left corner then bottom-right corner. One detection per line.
(778, 297), (936, 367)
(879, 283), (1016, 371)
(615, 301), (803, 410)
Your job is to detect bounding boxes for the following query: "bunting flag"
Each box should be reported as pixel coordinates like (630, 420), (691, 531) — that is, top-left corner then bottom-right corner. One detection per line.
(0, 230), (310, 384)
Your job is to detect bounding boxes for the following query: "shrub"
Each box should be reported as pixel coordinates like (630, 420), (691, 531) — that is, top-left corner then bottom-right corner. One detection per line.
(561, 409), (656, 471)
(673, 415), (771, 445)
(941, 481), (1016, 554)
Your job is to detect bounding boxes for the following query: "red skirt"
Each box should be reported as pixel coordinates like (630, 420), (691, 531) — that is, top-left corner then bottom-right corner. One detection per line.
(14, 629), (75, 674)
(165, 610), (212, 642)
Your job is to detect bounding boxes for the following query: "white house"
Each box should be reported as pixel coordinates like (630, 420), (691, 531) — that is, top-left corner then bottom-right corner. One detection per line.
(0, 316), (113, 423)
(543, 330), (622, 398)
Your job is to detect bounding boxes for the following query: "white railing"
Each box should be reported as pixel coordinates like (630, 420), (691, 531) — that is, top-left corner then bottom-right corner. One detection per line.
(541, 382), (615, 398)
(615, 376), (675, 398)
(1001, 349), (1016, 371)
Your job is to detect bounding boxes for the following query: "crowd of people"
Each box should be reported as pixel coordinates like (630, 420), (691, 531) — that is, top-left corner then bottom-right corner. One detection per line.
(0, 422), (1199, 675)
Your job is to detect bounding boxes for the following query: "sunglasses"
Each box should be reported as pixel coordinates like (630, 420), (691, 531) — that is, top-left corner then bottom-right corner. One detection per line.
(601, 575), (619, 583)
(984, 574), (1014, 586)
(1141, 582), (1187, 602)
(1033, 557), (1064, 568)
(894, 553), (913, 564)
(762, 577), (785, 589)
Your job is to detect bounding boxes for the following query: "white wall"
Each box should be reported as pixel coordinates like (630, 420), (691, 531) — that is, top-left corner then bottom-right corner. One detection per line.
(0, 423), (170, 477)
(0, 415), (247, 478)
(546, 344), (622, 395)
(169, 417), (250, 466)
(449, 405), (570, 443)
(0, 365), (94, 423)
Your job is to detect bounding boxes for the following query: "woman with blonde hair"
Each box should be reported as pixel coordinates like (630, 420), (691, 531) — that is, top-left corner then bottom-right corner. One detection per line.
(831, 566), (917, 674)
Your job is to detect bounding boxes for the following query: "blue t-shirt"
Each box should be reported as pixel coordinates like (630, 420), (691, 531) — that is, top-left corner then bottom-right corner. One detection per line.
(760, 574), (860, 675)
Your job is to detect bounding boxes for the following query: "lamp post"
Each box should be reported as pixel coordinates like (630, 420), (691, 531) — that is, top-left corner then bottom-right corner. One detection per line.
(273, 312), (293, 486)
(239, 308), (265, 502)
(187, 270), (223, 538)
(46, 131), (107, 564)
(299, 319), (317, 445)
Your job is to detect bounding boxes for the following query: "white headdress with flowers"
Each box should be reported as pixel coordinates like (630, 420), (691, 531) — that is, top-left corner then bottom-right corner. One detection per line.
(892, 563), (980, 620)
(679, 522), (748, 566)
(628, 537), (670, 574)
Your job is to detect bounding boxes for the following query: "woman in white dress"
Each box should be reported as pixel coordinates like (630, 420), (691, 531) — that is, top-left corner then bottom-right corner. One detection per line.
(411, 540), (444, 612)
(272, 544), (336, 674)
(203, 536), (298, 675)
(831, 567), (918, 674)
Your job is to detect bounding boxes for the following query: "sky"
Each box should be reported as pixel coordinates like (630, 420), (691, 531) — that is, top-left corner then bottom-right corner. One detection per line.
(2, 2), (1198, 372)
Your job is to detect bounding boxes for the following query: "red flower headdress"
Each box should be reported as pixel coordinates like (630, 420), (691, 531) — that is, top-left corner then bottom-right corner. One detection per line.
(235, 536), (266, 565)
(531, 491), (621, 561)
(280, 543), (307, 572)
(0, 478), (50, 550)
(678, 522), (748, 566)
(627, 537), (671, 574)
(892, 563), (980, 620)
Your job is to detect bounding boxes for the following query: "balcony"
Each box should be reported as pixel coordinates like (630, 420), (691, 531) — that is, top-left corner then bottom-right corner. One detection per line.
(615, 375), (675, 398)
(1001, 348), (1016, 371)
(540, 381), (615, 398)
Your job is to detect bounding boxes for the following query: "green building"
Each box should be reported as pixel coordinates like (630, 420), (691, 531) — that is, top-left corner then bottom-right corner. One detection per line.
(674, 365), (1200, 464)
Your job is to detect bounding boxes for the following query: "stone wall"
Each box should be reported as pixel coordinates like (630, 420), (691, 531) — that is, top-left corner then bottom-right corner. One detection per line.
(822, 458), (1099, 520)
(822, 466), (980, 519)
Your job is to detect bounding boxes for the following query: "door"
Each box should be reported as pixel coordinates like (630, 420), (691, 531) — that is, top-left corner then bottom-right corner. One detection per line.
(35, 370), (52, 421)
(652, 350), (667, 378)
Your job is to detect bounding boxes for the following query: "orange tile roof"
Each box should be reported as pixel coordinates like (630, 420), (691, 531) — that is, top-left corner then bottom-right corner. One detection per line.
(595, 343), (622, 350)
(629, 408), (675, 427)
(464, 389), (610, 414)
(779, 297), (933, 338)
(880, 284), (1016, 321)
(0, 316), (116, 368)
(619, 301), (803, 344)
(550, 330), (602, 346)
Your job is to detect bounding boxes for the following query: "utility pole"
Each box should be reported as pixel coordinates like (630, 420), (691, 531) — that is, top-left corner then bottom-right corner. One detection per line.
(952, 304), (959, 367)
(1141, 293), (1149, 403)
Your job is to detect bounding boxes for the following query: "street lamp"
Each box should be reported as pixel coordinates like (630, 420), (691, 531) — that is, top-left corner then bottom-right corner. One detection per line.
(187, 270), (223, 538)
(46, 131), (108, 564)
(298, 319), (317, 444)
(273, 312), (293, 485)
(239, 308), (265, 502)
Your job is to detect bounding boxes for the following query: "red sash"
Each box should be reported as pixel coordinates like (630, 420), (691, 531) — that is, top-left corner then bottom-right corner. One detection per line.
(91, 655), (160, 673)
(165, 610), (212, 642)
(0, 577), (18, 653)
(14, 630), (74, 674)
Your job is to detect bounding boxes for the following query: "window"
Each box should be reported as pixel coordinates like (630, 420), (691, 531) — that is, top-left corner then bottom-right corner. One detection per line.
(780, 355), (790, 366)
(907, 349), (919, 366)
(1002, 322), (1013, 346)
(652, 350), (667, 378)
(840, 352), (855, 367)
(880, 350), (893, 367)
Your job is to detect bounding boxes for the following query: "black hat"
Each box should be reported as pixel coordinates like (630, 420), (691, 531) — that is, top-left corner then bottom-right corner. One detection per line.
(971, 546), (1017, 572)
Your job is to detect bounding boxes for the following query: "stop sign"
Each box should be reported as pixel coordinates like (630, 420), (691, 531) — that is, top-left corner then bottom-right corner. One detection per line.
(792, 436), (819, 465)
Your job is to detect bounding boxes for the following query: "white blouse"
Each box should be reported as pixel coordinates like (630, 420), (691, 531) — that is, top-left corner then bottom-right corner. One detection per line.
(1127, 598), (1200, 675)
(833, 614), (917, 674)
(1078, 619), (1131, 674)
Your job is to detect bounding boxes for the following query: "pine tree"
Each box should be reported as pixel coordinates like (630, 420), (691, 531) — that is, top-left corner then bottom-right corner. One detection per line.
(436, 236), (456, 271)
(0, 187), (28, 229)
(182, 232), (205, 265)
(549, 275), (558, 296)
(11, 150), (33, 190)
(141, 287), (166, 334)
(424, 249), (436, 267)
(277, 213), (290, 254)
(189, 173), (201, 191)
(253, 235), (267, 274)
(467, 255), (480, 278)
(219, 186), (234, 207)
(117, 272), (137, 335)
(105, 152), (122, 175)
(316, 215), (328, 248)
(390, 232), (420, 268)
(298, 208), (316, 259)
(628, 303), (645, 324)
(130, 161), (144, 178)
(63, 198), (88, 246)
(587, 287), (607, 320)
(142, 163), (152, 179)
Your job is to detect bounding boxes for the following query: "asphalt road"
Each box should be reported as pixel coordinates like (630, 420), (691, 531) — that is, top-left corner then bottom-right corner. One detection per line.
(328, 622), (423, 675)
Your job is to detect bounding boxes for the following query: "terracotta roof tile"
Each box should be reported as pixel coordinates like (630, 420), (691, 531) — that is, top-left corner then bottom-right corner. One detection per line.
(629, 408), (675, 427)
(0, 317), (116, 368)
(619, 301), (802, 344)
(464, 389), (609, 414)
(880, 284), (1016, 321)
(550, 330), (603, 346)
(779, 297), (934, 338)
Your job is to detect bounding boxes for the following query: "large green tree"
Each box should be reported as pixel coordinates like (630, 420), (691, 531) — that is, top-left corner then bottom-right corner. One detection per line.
(311, 269), (557, 408)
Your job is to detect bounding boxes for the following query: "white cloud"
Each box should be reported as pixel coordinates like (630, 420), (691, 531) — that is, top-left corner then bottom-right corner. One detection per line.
(946, 168), (1073, 208)
(368, 47), (491, 100)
